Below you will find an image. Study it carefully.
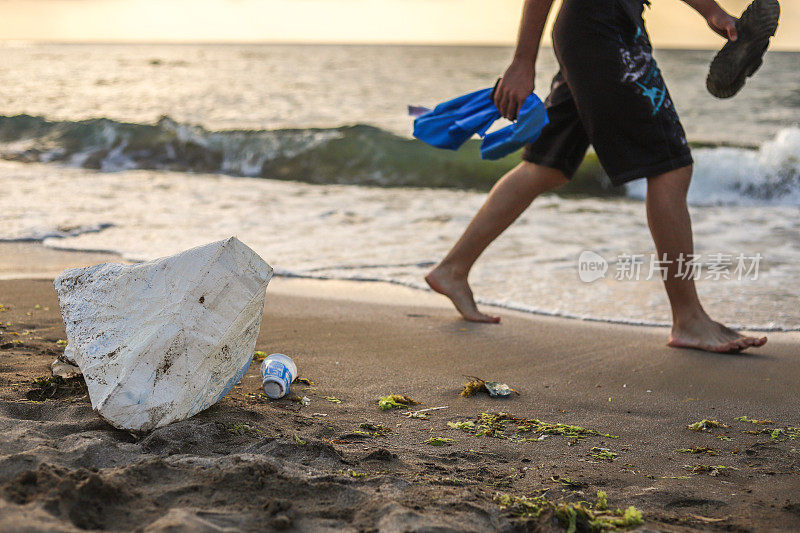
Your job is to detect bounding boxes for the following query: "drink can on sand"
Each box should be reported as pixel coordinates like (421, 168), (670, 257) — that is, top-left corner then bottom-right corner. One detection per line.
(260, 353), (297, 399)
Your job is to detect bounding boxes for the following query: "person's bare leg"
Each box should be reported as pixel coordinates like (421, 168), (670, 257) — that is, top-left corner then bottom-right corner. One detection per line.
(646, 166), (767, 353)
(426, 162), (568, 322)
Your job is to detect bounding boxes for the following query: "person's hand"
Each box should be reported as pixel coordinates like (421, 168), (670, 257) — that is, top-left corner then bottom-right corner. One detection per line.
(706, 9), (738, 41)
(494, 59), (535, 121)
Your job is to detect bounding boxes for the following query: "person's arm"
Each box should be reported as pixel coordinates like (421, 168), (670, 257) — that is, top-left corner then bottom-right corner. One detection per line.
(494, 0), (555, 121)
(681, 0), (738, 40)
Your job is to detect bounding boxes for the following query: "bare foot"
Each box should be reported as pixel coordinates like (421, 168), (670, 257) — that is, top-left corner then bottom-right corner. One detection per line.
(669, 315), (767, 354)
(425, 264), (500, 323)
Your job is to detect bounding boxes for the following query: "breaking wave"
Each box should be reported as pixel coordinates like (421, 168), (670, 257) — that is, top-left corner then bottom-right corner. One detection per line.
(0, 114), (539, 192)
(1, 114), (798, 205)
(627, 127), (800, 206)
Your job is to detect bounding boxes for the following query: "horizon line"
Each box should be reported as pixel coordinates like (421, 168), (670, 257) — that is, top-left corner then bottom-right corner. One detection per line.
(2, 39), (798, 52)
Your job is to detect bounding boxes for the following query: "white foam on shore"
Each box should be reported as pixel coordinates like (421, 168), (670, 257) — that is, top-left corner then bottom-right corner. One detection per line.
(3, 159), (798, 331)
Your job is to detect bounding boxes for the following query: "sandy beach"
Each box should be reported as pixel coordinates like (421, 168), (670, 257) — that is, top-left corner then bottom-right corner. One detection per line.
(0, 244), (798, 531)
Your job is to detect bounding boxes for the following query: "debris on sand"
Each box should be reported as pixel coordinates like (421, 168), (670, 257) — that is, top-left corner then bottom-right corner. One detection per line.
(589, 447), (618, 462)
(293, 377), (315, 387)
(550, 476), (587, 490)
(447, 421), (477, 432)
(378, 394), (420, 410)
(596, 491), (608, 511)
(770, 427), (800, 440)
(737, 422), (800, 440)
(290, 395), (311, 406)
(676, 446), (720, 456)
(735, 416), (773, 425)
(253, 350), (268, 361)
(293, 434), (307, 446)
(325, 396), (342, 404)
(357, 423), (392, 437)
(25, 375), (87, 401)
(403, 406), (447, 419)
(243, 391), (270, 403)
(425, 437), (455, 446)
(227, 423), (262, 436)
(687, 420), (729, 432)
(457, 413), (617, 442)
(493, 492), (644, 531)
(685, 464), (727, 476)
(460, 376), (519, 398)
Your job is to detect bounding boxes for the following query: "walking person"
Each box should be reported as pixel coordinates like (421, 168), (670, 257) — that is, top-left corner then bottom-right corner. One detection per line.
(425, 0), (769, 353)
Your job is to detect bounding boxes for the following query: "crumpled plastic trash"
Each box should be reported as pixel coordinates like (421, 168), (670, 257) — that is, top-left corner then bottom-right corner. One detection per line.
(484, 382), (515, 398)
(411, 85), (549, 160)
(54, 237), (272, 431)
(460, 376), (519, 398)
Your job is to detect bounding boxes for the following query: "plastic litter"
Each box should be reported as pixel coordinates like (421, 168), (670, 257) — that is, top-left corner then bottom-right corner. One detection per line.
(460, 376), (519, 398)
(260, 353), (297, 399)
(484, 382), (515, 398)
(51, 358), (81, 379)
(54, 237), (272, 432)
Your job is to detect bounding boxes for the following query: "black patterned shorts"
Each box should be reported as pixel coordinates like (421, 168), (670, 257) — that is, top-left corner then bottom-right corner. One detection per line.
(522, 0), (693, 186)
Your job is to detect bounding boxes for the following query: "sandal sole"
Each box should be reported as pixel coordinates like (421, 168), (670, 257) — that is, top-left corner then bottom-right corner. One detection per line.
(706, 0), (780, 99)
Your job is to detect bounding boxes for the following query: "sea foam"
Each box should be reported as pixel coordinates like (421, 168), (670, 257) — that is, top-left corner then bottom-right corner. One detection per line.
(2, 156), (797, 331)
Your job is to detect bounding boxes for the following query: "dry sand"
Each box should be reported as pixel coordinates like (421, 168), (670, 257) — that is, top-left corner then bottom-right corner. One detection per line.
(0, 245), (799, 531)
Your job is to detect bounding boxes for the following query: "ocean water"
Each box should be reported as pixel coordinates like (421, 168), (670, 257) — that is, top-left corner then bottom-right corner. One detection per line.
(1, 43), (799, 330)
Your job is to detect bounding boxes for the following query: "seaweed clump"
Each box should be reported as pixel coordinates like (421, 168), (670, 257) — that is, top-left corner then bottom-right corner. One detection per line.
(493, 491), (644, 531)
(589, 448), (618, 462)
(676, 446), (719, 456)
(685, 464), (727, 476)
(447, 421), (477, 431)
(460, 376), (519, 398)
(735, 416), (773, 425)
(26, 375), (87, 401)
(355, 423), (392, 437)
(450, 413), (618, 442)
(227, 423), (262, 436)
(425, 437), (455, 446)
(378, 394), (420, 410)
(687, 420), (728, 432)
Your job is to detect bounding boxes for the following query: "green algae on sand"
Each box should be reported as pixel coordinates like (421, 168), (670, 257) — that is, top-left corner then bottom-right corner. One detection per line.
(687, 419), (729, 432)
(425, 437), (455, 446)
(378, 394), (420, 410)
(493, 491), (644, 531)
(451, 413), (618, 442)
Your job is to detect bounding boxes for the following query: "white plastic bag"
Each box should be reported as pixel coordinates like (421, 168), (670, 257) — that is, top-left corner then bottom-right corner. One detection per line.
(54, 237), (272, 431)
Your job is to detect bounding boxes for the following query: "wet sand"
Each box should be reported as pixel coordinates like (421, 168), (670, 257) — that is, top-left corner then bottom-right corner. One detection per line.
(0, 245), (799, 531)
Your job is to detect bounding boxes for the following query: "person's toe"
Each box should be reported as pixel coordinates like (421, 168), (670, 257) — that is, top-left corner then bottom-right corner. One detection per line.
(722, 342), (744, 354)
(731, 340), (749, 352)
(737, 336), (767, 349)
(732, 337), (749, 348)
